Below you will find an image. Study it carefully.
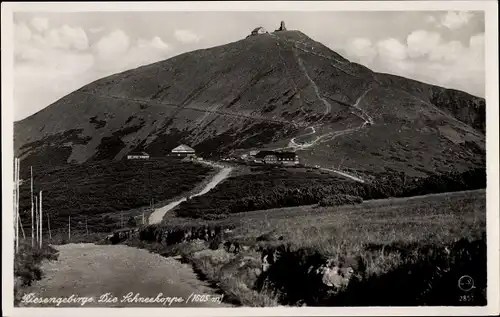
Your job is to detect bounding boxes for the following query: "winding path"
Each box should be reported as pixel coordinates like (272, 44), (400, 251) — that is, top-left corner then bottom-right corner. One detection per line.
(293, 48), (332, 119)
(148, 161), (232, 224)
(269, 34), (376, 183)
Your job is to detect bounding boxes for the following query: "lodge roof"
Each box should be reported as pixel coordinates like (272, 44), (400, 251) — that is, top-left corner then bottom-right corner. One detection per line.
(252, 26), (267, 33)
(171, 144), (195, 153)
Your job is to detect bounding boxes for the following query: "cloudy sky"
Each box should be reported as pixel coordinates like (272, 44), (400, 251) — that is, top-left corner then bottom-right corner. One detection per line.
(13, 10), (485, 120)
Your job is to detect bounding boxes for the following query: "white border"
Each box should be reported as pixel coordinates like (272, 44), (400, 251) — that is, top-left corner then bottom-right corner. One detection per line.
(2, 1), (499, 316)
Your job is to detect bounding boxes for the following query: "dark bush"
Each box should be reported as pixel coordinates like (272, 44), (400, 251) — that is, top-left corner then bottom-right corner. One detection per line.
(324, 233), (487, 306)
(318, 194), (363, 207)
(14, 242), (59, 305)
(127, 216), (137, 228)
(254, 233), (486, 306)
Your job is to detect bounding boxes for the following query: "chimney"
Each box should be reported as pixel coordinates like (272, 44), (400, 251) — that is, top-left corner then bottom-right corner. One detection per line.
(280, 21), (286, 31)
(275, 21), (287, 32)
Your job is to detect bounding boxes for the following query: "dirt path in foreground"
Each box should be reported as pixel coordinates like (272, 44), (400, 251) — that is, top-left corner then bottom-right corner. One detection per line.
(20, 244), (231, 307)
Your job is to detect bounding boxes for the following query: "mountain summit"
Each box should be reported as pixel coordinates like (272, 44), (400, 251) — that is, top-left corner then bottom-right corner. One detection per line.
(14, 28), (485, 177)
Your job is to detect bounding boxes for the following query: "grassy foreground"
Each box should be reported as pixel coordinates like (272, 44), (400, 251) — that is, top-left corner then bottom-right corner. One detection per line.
(126, 189), (486, 306)
(14, 241), (59, 306)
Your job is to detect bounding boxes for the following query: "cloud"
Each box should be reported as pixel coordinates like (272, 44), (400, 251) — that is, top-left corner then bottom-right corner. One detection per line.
(93, 29), (130, 61)
(45, 25), (89, 51)
(30, 17), (49, 33)
(342, 30), (485, 97)
(428, 40), (465, 62)
(425, 15), (437, 24)
(174, 29), (201, 43)
(123, 37), (172, 70)
(15, 24), (174, 120)
(376, 38), (407, 61)
(15, 23), (90, 64)
(14, 25), (174, 119)
(92, 30), (171, 74)
(406, 30), (441, 58)
(14, 24), (94, 119)
(14, 22), (32, 45)
(440, 11), (474, 30)
(345, 38), (377, 64)
(469, 33), (485, 58)
(21, 24), (90, 52)
(138, 36), (170, 50)
(89, 26), (105, 34)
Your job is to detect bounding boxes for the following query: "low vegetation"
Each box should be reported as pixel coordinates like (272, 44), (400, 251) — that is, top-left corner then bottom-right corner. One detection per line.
(175, 167), (486, 219)
(116, 189), (486, 306)
(318, 194), (363, 207)
(14, 241), (59, 305)
(17, 158), (212, 235)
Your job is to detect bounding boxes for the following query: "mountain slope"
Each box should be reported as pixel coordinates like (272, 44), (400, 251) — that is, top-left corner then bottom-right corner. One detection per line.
(14, 30), (485, 177)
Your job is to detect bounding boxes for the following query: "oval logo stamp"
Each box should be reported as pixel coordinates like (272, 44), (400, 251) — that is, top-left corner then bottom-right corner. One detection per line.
(458, 275), (475, 292)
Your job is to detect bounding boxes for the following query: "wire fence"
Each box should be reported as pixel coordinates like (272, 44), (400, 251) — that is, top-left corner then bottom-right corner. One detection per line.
(15, 204), (153, 246)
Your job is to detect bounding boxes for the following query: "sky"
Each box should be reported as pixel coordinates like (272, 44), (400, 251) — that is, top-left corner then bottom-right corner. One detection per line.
(13, 10), (485, 120)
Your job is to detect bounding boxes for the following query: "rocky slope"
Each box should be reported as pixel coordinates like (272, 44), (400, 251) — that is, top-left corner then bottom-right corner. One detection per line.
(14, 29), (485, 177)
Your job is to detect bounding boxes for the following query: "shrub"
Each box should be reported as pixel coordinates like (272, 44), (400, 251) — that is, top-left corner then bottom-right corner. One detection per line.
(318, 194), (363, 207)
(209, 234), (224, 250)
(127, 216), (137, 228)
(14, 242), (59, 306)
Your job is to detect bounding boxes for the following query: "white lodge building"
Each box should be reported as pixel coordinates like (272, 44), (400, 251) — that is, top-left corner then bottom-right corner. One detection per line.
(171, 144), (196, 158)
(127, 152), (150, 160)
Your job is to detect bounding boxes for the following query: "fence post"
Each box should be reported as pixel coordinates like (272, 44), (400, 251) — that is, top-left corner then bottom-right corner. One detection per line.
(68, 216), (71, 242)
(35, 196), (38, 247)
(14, 158), (19, 253)
(47, 212), (52, 240)
(19, 211), (26, 239)
(39, 191), (43, 248)
(31, 166), (34, 247)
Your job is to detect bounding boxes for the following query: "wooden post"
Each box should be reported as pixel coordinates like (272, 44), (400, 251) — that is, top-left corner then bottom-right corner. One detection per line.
(31, 166), (34, 248)
(17, 158), (20, 251)
(19, 211), (26, 239)
(142, 212), (145, 225)
(85, 217), (89, 235)
(39, 191), (43, 248)
(47, 212), (52, 240)
(35, 196), (39, 247)
(14, 158), (19, 253)
(68, 216), (71, 242)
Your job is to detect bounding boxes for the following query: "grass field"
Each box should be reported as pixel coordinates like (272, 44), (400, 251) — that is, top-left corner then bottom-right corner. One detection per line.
(221, 190), (485, 255)
(138, 189), (486, 306)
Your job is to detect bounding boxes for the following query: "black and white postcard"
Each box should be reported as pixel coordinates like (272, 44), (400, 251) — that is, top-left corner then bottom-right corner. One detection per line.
(2, 1), (499, 316)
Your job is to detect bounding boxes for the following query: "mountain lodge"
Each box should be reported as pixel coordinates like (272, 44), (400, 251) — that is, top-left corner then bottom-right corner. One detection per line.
(171, 144), (196, 158)
(250, 27), (268, 36)
(127, 152), (150, 160)
(253, 150), (299, 166)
